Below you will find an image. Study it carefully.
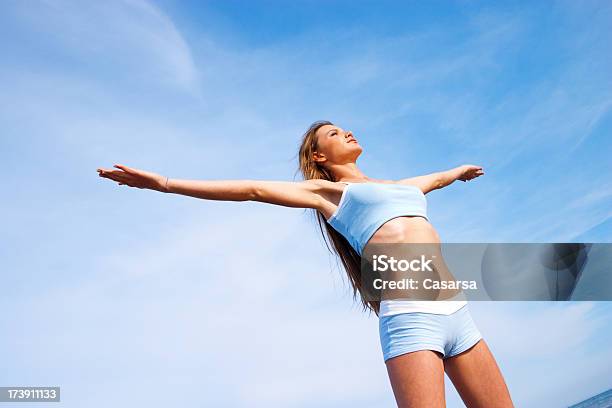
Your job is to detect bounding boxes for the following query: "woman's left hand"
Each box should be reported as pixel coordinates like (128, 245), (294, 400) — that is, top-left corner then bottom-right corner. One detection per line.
(458, 164), (484, 182)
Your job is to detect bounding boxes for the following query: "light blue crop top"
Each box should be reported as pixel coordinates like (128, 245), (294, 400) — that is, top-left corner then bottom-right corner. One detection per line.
(326, 182), (428, 256)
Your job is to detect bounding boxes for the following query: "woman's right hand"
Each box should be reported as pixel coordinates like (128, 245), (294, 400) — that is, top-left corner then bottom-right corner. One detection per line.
(97, 164), (169, 192)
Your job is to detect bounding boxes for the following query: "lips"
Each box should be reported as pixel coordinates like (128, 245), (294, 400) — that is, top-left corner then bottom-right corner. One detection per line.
(348, 139), (358, 144)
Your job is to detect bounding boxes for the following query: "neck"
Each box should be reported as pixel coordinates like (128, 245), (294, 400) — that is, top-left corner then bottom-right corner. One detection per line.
(329, 162), (370, 182)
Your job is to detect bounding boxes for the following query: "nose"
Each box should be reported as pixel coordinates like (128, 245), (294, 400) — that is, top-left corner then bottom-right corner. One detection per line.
(345, 131), (353, 138)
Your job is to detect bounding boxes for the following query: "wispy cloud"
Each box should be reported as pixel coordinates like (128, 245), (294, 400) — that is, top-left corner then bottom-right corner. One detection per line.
(473, 302), (601, 358)
(469, 301), (612, 407)
(2, 0), (200, 92)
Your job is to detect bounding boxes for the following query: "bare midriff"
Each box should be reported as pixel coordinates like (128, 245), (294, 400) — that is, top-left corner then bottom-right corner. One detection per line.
(365, 216), (462, 301)
(366, 216), (441, 247)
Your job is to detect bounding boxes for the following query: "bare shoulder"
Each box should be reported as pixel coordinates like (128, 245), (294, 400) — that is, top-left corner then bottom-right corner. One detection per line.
(303, 179), (350, 204)
(302, 179), (328, 186)
(366, 178), (404, 185)
(393, 175), (436, 194)
(301, 178), (337, 190)
(380, 179), (402, 185)
(390, 178), (419, 186)
(289, 179), (338, 201)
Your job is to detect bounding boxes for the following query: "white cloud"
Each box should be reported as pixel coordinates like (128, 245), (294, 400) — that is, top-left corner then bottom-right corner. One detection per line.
(469, 302), (612, 407)
(1, 206), (392, 406)
(5, 0), (199, 92)
(472, 302), (602, 358)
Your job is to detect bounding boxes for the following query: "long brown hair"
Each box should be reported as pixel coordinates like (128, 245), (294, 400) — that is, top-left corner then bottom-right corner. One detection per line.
(296, 120), (379, 316)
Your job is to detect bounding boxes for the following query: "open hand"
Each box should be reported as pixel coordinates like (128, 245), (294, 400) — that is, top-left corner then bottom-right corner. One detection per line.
(458, 164), (484, 182)
(96, 164), (168, 192)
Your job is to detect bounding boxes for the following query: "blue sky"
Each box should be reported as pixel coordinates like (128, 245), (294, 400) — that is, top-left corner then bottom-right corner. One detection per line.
(1, 0), (611, 407)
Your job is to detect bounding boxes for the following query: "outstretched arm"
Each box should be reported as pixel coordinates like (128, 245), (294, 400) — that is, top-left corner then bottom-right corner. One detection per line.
(96, 164), (324, 209)
(396, 164), (484, 193)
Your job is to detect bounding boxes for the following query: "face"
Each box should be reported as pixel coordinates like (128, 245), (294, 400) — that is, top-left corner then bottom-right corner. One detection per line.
(313, 124), (362, 166)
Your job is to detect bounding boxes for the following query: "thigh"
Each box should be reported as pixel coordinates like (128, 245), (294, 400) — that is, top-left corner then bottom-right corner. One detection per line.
(385, 350), (446, 408)
(444, 339), (514, 408)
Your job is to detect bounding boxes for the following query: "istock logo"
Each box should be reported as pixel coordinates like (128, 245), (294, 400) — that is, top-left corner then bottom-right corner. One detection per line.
(372, 254), (435, 272)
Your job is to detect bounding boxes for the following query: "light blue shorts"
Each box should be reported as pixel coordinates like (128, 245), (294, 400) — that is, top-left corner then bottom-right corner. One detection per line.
(379, 304), (483, 362)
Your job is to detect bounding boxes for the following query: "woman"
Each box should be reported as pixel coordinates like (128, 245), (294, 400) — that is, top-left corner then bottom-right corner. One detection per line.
(97, 120), (514, 407)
